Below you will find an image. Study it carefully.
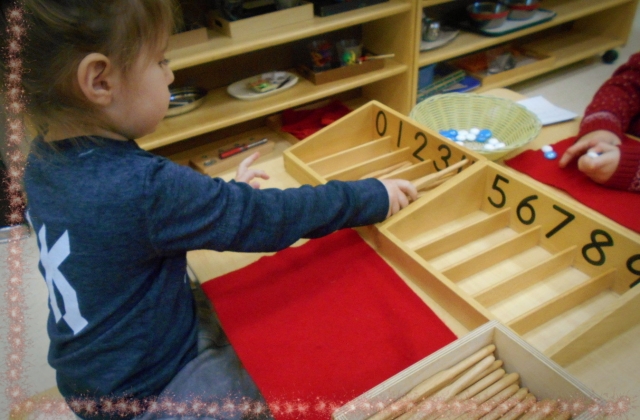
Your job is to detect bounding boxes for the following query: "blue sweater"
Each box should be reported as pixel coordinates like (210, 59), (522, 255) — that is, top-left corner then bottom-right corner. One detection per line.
(24, 136), (389, 404)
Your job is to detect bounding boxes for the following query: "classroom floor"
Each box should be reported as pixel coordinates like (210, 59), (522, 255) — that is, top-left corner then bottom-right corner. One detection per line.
(1, 11), (639, 418)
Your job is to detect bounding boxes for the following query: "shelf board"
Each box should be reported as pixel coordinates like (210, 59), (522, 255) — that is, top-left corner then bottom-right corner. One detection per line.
(422, 0), (453, 6)
(417, 0), (635, 68)
(137, 61), (407, 150)
(475, 33), (623, 92)
(166, 0), (411, 70)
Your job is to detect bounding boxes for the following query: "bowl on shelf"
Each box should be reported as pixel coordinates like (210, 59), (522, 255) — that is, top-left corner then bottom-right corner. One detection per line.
(466, 2), (509, 29)
(500, 0), (540, 20)
(409, 93), (541, 161)
(166, 87), (207, 118)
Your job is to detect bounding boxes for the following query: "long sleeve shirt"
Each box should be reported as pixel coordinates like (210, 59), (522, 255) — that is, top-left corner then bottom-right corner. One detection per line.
(577, 52), (640, 191)
(24, 136), (389, 408)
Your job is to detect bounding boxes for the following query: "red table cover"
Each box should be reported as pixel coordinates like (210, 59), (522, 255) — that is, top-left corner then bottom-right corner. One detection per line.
(202, 228), (457, 419)
(504, 137), (640, 233)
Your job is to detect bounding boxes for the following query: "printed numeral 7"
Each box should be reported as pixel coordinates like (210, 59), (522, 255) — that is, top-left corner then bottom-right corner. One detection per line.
(545, 204), (575, 238)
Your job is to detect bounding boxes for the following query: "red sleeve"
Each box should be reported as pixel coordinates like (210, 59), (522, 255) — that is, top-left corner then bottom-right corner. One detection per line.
(578, 52), (640, 139)
(603, 139), (640, 191)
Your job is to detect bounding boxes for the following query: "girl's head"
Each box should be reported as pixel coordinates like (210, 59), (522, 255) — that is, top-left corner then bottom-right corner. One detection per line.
(11, 0), (179, 139)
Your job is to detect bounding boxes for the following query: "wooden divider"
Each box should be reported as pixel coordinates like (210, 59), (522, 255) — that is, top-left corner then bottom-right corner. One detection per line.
(283, 99), (640, 364)
(377, 161), (640, 362)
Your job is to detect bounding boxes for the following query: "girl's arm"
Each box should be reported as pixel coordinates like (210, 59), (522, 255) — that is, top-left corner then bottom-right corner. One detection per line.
(602, 142), (640, 191)
(577, 52), (640, 140)
(144, 156), (403, 254)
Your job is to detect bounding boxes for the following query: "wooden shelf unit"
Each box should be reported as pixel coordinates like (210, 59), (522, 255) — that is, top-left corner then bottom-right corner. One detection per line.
(139, 0), (638, 153)
(415, 0), (638, 101)
(138, 61), (407, 150)
(166, 0), (411, 70)
(139, 0), (416, 151)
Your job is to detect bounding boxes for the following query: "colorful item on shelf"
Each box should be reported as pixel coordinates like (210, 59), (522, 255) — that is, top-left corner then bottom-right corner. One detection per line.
(504, 136), (640, 233)
(227, 71), (298, 100)
(466, 1), (509, 29)
(458, 8), (556, 36)
(201, 229), (457, 419)
(336, 39), (362, 66)
(308, 39), (333, 72)
(247, 77), (280, 93)
(280, 100), (351, 139)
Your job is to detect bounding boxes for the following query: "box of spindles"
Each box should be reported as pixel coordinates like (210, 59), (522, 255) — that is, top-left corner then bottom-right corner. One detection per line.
(332, 321), (603, 420)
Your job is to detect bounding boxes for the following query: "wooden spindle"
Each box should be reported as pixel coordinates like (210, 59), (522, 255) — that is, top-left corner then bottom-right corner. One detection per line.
(477, 387), (528, 420)
(412, 159), (468, 191)
(500, 394), (537, 420)
(366, 345), (496, 420)
(359, 161), (413, 180)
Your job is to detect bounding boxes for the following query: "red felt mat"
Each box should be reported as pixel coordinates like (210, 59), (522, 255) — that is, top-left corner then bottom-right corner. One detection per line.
(504, 137), (640, 233)
(201, 229), (457, 419)
(280, 100), (351, 140)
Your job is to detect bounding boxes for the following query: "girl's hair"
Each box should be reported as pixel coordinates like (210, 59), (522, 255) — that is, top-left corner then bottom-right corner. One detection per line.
(10, 0), (180, 135)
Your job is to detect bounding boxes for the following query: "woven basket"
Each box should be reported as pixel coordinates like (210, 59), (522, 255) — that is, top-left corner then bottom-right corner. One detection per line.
(410, 93), (542, 160)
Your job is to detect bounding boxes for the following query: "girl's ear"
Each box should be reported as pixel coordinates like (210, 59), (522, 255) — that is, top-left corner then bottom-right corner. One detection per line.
(77, 53), (116, 106)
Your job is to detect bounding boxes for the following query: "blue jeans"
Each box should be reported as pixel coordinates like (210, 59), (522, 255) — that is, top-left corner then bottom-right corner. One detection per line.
(133, 283), (274, 420)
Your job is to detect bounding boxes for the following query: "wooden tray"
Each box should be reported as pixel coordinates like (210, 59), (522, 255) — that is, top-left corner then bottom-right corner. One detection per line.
(333, 321), (602, 420)
(182, 126), (281, 176)
(298, 58), (384, 85)
(451, 47), (555, 89)
(283, 100), (485, 193)
(375, 161), (640, 366)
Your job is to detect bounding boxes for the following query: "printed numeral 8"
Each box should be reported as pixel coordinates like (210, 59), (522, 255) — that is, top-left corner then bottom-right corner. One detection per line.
(582, 229), (614, 266)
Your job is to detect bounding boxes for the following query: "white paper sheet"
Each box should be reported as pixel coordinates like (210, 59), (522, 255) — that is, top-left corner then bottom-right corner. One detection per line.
(517, 96), (578, 126)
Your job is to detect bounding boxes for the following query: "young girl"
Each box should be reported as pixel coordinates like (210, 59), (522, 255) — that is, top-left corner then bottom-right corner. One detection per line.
(4, 1), (417, 419)
(559, 52), (640, 191)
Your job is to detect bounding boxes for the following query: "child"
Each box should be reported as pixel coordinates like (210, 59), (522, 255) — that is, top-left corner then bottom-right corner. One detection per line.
(558, 52), (640, 191)
(3, 1), (417, 419)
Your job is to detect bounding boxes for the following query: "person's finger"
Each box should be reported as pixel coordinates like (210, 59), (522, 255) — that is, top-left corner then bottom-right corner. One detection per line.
(237, 152), (261, 174)
(251, 169), (270, 180)
(400, 180), (418, 201)
(397, 190), (409, 210)
(558, 143), (587, 168)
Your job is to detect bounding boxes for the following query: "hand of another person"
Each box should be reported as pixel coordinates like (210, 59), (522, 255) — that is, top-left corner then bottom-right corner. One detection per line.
(576, 142), (621, 184)
(559, 130), (622, 168)
(380, 179), (418, 217)
(235, 152), (270, 189)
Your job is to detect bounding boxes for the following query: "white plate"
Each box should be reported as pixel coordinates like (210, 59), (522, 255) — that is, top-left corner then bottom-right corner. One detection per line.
(227, 71), (299, 101)
(420, 29), (459, 51)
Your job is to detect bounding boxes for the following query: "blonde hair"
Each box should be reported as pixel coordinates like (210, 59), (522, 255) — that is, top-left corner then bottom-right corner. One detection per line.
(16, 0), (180, 135)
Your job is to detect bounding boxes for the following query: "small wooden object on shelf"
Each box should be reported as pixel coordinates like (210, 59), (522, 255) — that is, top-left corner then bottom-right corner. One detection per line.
(298, 56), (385, 85)
(188, 128), (278, 176)
(207, 1), (314, 39)
(167, 27), (209, 50)
(451, 46), (554, 88)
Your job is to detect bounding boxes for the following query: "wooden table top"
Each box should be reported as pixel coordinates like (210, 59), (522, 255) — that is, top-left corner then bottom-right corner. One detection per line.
(187, 89), (640, 417)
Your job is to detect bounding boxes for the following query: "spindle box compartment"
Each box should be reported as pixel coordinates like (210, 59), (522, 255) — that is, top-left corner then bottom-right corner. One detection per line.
(376, 161), (640, 366)
(332, 321), (602, 420)
(283, 100), (485, 191)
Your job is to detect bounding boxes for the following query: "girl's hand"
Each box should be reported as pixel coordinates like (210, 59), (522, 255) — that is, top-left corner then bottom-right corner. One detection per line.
(380, 179), (418, 217)
(559, 130), (622, 168)
(235, 152), (270, 189)
(576, 142), (621, 184)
